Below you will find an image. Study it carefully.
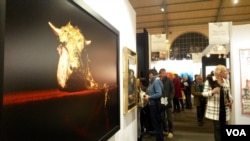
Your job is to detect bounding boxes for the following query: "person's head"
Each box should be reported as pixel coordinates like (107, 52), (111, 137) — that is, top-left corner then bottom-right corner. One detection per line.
(246, 79), (250, 89)
(183, 76), (188, 81)
(173, 73), (179, 79)
(135, 78), (140, 87)
(129, 69), (134, 78)
(214, 64), (228, 79)
(196, 75), (203, 84)
(194, 74), (198, 81)
(148, 69), (158, 79)
(159, 68), (166, 79)
(210, 71), (214, 76)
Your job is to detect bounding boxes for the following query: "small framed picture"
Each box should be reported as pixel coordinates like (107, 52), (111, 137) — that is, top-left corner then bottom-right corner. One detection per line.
(123, 47), (137, 114)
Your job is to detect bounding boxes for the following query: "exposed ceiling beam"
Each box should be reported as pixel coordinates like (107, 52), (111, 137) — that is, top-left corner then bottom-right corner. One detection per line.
(162, 0), (168, 36)
(216, 0), (223, 22)
(129, 0), (250, 34)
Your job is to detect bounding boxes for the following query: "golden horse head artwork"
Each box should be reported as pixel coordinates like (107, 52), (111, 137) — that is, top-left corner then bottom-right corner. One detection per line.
(48, 22), (98, 91)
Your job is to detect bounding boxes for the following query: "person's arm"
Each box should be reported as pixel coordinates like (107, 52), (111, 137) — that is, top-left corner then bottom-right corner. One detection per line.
(226, 79), (233, 100)
(202, 80), (213, 97)
(149, 79), (163, 100)
(225, 79), (233, 106)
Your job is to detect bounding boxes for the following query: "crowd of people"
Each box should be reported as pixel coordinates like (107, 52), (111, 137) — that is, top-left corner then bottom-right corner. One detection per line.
(137, 64), (233, 141)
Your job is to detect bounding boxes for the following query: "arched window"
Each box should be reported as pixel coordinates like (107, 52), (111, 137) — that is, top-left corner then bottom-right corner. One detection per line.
(170, 32), (208, 60)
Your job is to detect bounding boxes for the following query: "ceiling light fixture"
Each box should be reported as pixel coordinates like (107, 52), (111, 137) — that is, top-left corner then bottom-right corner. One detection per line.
(161, 7), (165, 12)
(212, 44), (225, 53)
(218, 54), (222, 59)
(217, 45), (224, 50)
(233, 0), (238, 4)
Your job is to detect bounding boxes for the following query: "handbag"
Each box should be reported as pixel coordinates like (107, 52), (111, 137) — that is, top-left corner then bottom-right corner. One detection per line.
(138, 88), (146, 108)
(181, 90), (186, 100)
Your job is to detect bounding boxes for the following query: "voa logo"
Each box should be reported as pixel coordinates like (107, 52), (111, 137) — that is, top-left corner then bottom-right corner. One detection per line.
(226, 129), (247, 136)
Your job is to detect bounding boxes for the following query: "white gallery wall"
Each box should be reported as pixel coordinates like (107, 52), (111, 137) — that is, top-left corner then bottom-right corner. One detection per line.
(82, 0), (137, 141)
(230, 24), (250, 124)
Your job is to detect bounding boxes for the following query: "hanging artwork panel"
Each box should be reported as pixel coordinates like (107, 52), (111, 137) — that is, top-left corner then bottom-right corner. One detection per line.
(123, 47), (137, 114)
(0, 0), (120, 140)
(239, 49), (250, 114)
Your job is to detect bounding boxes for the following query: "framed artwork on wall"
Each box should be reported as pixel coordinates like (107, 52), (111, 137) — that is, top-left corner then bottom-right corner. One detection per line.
(239, 49), (250, 114)
(0, 0), (120, 140)
(123, 47), (137, 114)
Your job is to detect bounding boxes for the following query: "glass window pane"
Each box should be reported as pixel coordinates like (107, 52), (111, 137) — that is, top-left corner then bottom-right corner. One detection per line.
(170, 32), (208, 60)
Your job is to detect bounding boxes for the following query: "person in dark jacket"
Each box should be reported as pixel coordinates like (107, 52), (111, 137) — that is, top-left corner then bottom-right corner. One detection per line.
(173, 74), (182, 113)
(182, 75), (192, 109)
(191, 75), (206, 126)
(159, 68), (175, 138)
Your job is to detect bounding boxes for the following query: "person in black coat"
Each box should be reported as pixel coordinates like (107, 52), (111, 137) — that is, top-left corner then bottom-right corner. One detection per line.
(159, 68), (175, 138)
(182, 76), (192, 109)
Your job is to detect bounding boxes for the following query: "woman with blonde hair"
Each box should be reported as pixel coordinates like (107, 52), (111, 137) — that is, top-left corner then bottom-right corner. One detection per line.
(202, 64), (233, 141)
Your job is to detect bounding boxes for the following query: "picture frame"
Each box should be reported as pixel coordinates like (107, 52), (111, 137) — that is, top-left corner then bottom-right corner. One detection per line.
(123, 47), (137, 114)
(0, 0), (120, 140)
(239, 49), (250, 114)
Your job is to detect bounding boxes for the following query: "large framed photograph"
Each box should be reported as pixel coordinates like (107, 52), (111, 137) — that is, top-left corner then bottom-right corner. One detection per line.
(123, 47), (137, 114)
(0, 0), (120, 140)
(239, 49), (250, 114)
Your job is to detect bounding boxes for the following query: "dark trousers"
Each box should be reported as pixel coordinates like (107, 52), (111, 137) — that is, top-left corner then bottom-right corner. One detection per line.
(160, 105), (173, 132)
(213, 120), (221, 141)
(149, 104), (163, 141)
(185, 93), (192, 108)
(140, 105), (153, 133)
(173, 97), (180, 112)
(196, 100), (206, 122)
(165, 107), (173, 132)
(179, 99), (184, 110)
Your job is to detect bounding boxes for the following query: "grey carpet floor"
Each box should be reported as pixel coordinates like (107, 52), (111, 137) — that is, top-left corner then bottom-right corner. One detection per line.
(141, 108), (214, 141)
